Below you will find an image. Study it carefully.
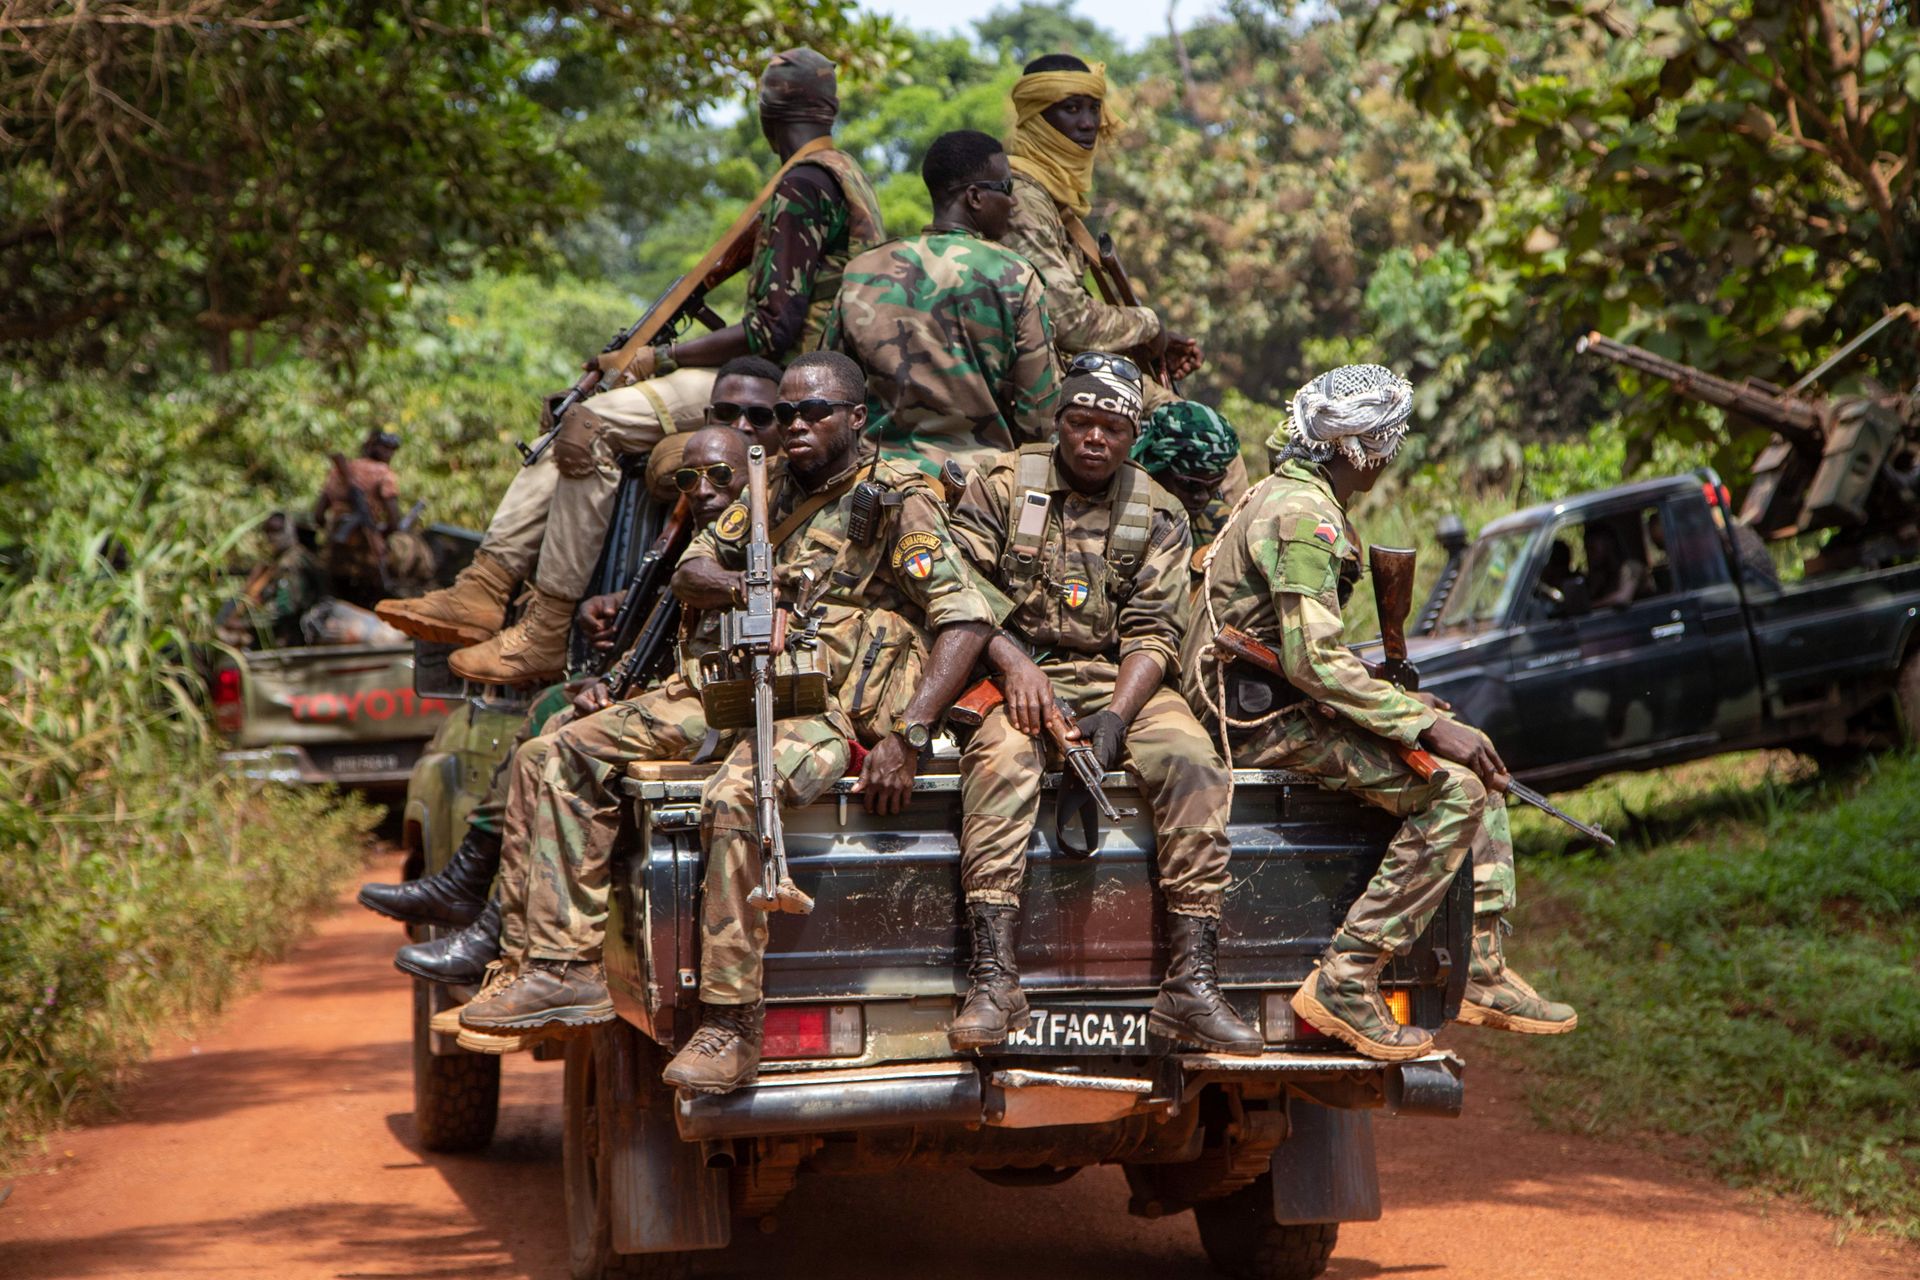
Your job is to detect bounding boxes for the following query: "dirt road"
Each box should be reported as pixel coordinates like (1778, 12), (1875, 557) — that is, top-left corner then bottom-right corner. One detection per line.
(3, 848), (1914, 1280)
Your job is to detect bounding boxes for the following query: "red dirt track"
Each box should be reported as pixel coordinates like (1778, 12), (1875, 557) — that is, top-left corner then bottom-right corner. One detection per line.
(3, 847), (1915, 1280)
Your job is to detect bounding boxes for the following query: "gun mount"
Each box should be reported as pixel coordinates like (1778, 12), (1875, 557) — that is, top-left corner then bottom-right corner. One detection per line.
(1578, 329), (1920, 572)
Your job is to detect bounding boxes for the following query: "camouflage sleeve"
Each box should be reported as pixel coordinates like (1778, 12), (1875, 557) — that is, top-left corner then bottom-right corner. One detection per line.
(1276, 593), (1436, 745)
(683, 507), (739, 571)
(1005, 267), (1062, 444)
(1003, 179), (1161, 354)
(885, 488), (997, 630)
(1115, 508), (1192, 674)
(946, 458), (1014, 572)
(744, 165), (848, 359)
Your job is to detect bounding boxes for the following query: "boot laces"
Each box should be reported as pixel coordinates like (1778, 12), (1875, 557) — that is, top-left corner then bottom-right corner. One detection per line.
(474, 959), (517, 1002)
(966, 910), (1010, 988)
(686, 1005), (755, 1057)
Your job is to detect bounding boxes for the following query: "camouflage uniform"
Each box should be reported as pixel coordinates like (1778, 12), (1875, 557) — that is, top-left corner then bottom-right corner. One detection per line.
(471, 148), (886, 602)
(1179, 459), (1517, 951)
(222, 543), (325, 648)
(821, 227), (1061, 477)
(950, 446), (1232, 917)
(682, 452), (998, 1002)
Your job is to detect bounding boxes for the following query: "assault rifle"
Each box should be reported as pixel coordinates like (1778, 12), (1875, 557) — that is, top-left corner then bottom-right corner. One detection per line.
(594, 497), (692, 676)
(326, 453), (388, 562)
(950, 671), (1121, 857)
(1094, 231), (1176, 393)
(1211, 546), (1615, 848)
(707, 447), (816, 915)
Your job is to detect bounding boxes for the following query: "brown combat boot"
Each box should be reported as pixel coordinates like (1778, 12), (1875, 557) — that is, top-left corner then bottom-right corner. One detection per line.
(375, 549), (515, 646)
(1290, 932), (1434, 1062)
(947, 902), (1030, 1051)
(1456, 916), (1578, 1035)
(1148, 912), (1263, 1056)
(457, 957), (614, 1031)
(661, 1002), (764, 1096)
(447, 585), (576, 686)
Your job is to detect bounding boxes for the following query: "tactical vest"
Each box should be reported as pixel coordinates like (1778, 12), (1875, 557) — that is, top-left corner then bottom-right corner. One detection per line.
(997, 443), (1161, 603)
(753, 147), (888, 360)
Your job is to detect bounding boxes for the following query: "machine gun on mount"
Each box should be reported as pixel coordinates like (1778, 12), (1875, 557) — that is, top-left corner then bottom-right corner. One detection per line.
(1578, 312), (1920, 572)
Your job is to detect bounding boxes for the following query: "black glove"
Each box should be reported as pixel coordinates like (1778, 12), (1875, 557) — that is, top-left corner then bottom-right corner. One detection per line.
(1077, 710), (1128, 773)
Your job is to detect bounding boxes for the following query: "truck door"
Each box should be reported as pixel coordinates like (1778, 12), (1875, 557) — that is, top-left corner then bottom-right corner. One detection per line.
(1506, 499), (1723, 773)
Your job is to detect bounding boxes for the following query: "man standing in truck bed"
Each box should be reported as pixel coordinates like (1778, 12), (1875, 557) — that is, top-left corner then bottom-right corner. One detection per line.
(1182, 363), (1576, 1062)
(945, 354), (1261, 1056)
(376, 48), (885, 688)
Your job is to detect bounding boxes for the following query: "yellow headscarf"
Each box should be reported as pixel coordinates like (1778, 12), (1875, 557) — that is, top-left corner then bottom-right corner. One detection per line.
(1006, 65), (1124, 218)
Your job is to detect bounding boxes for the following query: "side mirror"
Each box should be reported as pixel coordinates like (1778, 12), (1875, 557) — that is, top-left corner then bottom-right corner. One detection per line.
(1435, 513), (1469, 556)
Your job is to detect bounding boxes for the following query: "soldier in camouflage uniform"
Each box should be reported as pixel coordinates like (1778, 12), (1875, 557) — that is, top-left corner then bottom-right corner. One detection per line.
(218, 512), (325, 649)
(377, 47), (886, 688)
(1000, 54), (1250, 509)
(1181, 364), (1576, 1062)
(947, 357), (1261, 1055)
(1130, 396), (1242, 572)
(821, 129), (1060, 476)
(656, 352), (998, 1095)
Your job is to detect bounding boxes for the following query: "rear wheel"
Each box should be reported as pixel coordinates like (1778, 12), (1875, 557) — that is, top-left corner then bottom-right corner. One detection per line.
(1192, 1174), (1338, 1280)
(563, 1024), (693, 1280)
(1894, 648), (1920, 745)
(410, 976), (499, 1153)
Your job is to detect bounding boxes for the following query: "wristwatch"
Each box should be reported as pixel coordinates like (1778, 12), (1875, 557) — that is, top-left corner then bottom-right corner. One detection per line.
(892, 717), (933, 750)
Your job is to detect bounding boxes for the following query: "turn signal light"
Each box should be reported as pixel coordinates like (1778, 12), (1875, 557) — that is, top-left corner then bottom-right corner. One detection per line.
(761, 1003), (864, 1060)
(1262, 988), (1412, 1042)
(212, 667), (244, 736)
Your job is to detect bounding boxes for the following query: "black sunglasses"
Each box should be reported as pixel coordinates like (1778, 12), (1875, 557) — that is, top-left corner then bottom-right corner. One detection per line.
(673, 462), (736, 493)
(773, 398), (862, 426)
(1068, 351), (1142, 383)
(967, 178), (1015, 196)
(707, 402), (778, 429)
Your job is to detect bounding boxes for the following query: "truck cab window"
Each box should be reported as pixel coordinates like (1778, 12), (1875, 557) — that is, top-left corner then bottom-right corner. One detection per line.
(1434, 527), (1533, 634)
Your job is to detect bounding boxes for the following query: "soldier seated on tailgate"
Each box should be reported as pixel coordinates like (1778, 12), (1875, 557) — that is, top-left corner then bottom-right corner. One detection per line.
(944, 353), (1261, 1056)
(313, 427), (435, 605)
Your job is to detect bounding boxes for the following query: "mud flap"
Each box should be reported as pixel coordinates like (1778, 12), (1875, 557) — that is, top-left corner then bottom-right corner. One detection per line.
(1269, 1100), (1380, 1225)
(601, 1024), (731, 1254)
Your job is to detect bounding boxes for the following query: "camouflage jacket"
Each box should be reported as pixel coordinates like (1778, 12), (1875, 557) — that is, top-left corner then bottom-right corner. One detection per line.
(1179, 458), (1435, 746)
(684, 451), (998, 693)
(1003, 172), (1161, 357)
(745, 150), (886, 362)
(820, 226), (1061, 476)
(951, 446), (1190, 674)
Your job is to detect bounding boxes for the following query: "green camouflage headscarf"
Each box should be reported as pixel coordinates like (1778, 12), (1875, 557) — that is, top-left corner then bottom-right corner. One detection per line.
(1132, 400), (1239, 478)
(758, 48), (840, 125)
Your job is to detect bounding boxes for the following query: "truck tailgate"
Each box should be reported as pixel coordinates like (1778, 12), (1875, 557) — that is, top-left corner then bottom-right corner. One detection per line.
(221, 644), (457, 784)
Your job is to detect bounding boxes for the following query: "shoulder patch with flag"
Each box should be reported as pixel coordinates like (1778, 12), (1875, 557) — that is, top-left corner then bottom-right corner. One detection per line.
(1312, 519), (1340, 545)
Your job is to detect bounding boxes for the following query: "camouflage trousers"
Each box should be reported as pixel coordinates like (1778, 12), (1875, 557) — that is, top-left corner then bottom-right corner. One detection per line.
(1235, 708), (1517, 952)
(495, 678), (713, 962)
(466, 683), (576, 838)
(698, 711), (853, 1005)
(960, 662), (1231, 918)
(474, 366), (717, 598)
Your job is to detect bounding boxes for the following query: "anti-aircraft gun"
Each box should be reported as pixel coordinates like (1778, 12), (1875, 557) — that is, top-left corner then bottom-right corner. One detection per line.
(1577, 318), (1920, 573)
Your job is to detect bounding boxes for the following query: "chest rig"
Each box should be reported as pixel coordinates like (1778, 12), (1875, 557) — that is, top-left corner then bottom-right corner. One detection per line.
(997, 444), (1155, 605)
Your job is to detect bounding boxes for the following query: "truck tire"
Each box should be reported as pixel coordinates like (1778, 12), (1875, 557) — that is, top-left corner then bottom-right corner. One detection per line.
(563, 1026), (693, 1280)
(410, 977), (499, 1153)
(1895, 648), (1920, 745)
(1192, 1175), (1338, 1280)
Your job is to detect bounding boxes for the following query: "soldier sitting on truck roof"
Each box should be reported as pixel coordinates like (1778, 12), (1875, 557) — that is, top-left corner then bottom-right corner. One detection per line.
(374, 48), (886, 689)
(1182, 363), (1576, 1062)
(314, 428), (435, 606)
(944, 355), (1262, 1056)
(464, 351), (999, 1093)
(355, 374), (780, 1021)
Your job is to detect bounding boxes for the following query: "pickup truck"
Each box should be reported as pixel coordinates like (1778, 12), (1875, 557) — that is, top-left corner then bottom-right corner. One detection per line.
(213, 525), (481, 789)
(392, 473), (1475, 1280)
(1401, 470), (1920, 789)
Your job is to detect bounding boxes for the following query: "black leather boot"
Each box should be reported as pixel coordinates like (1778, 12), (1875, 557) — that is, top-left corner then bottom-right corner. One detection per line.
(357, 827), (501, 927)
(1149, 912), (1264, 1056)
(948, 903), (1031, 1051)
(393, 900), (501, 985)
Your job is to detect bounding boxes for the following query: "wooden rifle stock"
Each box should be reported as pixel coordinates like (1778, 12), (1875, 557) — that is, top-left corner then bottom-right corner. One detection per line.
(1369, 545), (1418, 689)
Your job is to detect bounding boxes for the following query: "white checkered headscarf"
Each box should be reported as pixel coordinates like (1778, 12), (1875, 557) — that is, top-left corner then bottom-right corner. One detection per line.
(1285, 364), (1414, 469)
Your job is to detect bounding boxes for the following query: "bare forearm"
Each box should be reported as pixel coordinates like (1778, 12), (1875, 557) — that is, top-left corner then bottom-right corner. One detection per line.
(668, 326), (751, 369)
(1107, 651), (1164, 725)
(983, 631), (1028, 675)
(672, 559), (741, 609)
(904, 623), (992, 723)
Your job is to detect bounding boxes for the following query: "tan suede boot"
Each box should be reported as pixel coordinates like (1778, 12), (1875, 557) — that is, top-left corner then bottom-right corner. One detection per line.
(375, 550), (515, 646)
(447, 586), (575, 686)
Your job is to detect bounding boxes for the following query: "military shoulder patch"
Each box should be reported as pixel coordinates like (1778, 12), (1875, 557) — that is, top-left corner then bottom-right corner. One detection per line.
(715, 502), (749, 542)
(892, 529), (943, 579)
(1312, 519), (1340, 545)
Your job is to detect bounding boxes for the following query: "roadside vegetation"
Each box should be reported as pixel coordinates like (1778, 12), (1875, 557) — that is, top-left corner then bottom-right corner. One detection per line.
(1499, 751), (1920, 1238)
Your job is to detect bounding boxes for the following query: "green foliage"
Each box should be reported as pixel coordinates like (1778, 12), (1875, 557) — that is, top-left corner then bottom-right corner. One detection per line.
(0, 0), (898, 371)
(1370, 0), (1920, 457)
(1498, 752), (1920, 1237)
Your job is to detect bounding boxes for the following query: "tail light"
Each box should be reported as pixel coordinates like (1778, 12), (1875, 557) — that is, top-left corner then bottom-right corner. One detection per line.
(1262, 988), (1411, 1043)
(212, 667), (243, 736)
(761, 1003), (864, 1060)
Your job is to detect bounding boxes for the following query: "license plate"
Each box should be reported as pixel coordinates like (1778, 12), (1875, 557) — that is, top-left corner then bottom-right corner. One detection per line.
(996, 1004), (1154, 1056)
(331, 752), (401, 775)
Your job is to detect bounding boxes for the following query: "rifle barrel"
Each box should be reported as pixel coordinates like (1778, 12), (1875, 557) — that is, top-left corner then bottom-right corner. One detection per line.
(1576, 331), (1823, 447)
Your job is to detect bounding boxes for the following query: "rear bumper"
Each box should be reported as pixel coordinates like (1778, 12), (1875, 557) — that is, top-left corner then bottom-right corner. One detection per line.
(220, 741), (423, 787)
(674, 1051), (1463, 1141)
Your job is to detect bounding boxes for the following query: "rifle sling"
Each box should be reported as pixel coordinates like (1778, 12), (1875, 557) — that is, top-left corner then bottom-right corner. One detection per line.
(603, 136), (839, 375)
(767, 470), (861, 551)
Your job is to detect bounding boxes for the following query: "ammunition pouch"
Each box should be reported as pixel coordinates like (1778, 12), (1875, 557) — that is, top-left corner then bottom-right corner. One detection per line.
(697, 645), (830, 731)
(836, 608), (927, 747)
